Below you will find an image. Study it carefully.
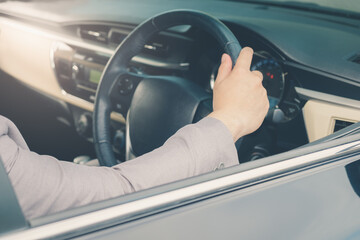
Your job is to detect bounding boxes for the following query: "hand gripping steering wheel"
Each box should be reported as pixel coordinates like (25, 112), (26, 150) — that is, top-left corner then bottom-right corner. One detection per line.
(93, 10), (241, 166)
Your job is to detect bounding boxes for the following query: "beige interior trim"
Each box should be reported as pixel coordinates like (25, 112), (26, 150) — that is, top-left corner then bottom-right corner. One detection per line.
(303, 99), (360, 142)
(0, 17), (125, 123)
(295, 87), (360, 110)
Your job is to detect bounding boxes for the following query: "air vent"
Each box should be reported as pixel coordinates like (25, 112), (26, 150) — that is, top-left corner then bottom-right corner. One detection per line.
(77, 25), (176, 58)
(109, 28), (129, 45)
(334, 119), (355, 133)
(144, 42), (169, 57)
(78, 25), (110, 44)
(143, 33), (172, 57)
(109, 28), (169, 56)
(348, 53), (360, 65)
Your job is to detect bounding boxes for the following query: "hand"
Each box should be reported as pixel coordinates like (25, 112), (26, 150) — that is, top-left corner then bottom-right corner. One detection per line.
(208, 47), (269, 141)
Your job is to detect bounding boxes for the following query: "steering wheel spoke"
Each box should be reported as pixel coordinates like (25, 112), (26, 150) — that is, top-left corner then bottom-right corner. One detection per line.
(193, 99), (213, 123)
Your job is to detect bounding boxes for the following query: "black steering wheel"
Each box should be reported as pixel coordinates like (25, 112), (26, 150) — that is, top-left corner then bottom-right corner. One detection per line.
(93, 10), (241, 167)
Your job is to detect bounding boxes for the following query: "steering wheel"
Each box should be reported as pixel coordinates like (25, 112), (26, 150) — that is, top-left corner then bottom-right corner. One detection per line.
(93, 10), (241, 167)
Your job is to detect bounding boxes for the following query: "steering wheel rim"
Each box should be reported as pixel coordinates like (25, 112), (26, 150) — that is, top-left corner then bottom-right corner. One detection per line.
(93, 9), (241, 167)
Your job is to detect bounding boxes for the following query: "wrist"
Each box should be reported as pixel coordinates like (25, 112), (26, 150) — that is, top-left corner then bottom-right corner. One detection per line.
(207, 111), (245, 142)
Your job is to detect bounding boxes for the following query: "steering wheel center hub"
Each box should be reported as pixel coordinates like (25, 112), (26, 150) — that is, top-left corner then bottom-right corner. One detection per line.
(128, 76), (210, 156)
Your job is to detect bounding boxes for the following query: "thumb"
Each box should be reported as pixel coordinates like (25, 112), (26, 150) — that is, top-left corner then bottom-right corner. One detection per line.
(215, 54), (232, 84)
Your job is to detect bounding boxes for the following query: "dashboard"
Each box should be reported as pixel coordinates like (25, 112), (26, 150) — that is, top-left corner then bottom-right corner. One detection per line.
(0, 0), (360, 161)
(52, 24), (303, 125)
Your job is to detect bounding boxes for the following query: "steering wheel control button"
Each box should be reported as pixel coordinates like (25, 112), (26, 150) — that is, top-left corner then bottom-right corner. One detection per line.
(115, 103), (122, 111)
(76, 113), (92, 138)
(71, 63), (83, 80)
(117, 78), (134, 95)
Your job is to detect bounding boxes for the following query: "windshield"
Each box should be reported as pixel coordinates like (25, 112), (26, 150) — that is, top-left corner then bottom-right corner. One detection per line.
(235, 0), (360, 18)
(1, 0), (359, 19)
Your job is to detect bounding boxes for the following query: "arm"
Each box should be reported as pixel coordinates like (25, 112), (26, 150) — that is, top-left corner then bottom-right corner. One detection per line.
(0, 47), (269, 219)
(0, 116), (237, 219)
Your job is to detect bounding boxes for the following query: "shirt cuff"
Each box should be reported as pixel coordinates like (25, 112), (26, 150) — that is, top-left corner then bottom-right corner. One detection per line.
(188, 116), (239, 174)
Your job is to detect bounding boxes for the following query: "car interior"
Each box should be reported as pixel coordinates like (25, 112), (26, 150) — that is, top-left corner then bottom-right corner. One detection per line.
(0, 0), (360, 228)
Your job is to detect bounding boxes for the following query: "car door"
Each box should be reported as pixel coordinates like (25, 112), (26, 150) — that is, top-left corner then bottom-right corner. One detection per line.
(1, 124), (360, 240)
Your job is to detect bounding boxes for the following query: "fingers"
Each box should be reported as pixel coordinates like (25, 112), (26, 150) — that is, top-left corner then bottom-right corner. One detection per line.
(252, 70), (263, 81)
(234, 47), (254, 71)
(215, 53), (232, 84)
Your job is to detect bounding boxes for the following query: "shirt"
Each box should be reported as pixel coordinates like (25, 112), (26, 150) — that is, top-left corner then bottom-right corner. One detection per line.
(0, 115), (238, 219)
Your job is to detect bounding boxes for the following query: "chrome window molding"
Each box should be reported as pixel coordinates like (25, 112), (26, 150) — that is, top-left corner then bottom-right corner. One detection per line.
(2, 140), (360, 240)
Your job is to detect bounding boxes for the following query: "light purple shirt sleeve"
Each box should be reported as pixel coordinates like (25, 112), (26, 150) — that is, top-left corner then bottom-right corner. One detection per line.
(0, 115), (238, 219)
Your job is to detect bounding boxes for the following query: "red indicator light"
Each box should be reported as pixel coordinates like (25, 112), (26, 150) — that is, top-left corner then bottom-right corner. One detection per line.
(270, 74), (274, 79)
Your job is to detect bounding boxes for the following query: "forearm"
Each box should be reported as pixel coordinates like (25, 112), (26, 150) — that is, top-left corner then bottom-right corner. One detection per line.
(113, 117), (239, 191)
(0, 116), (238, 219)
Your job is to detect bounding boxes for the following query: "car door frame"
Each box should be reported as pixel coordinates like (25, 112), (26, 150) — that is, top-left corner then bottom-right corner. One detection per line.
(1, 126), (360, 240)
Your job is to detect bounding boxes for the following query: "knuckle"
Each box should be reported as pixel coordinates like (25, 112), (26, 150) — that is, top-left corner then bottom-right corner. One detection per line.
(252, 70), (263, 80)
(265, 99), (270, 109)
(253, 78), (262, 87)
(242, 47), (254, 54)
(234, 67), (247, 76)
(263, 87), (268, 95)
